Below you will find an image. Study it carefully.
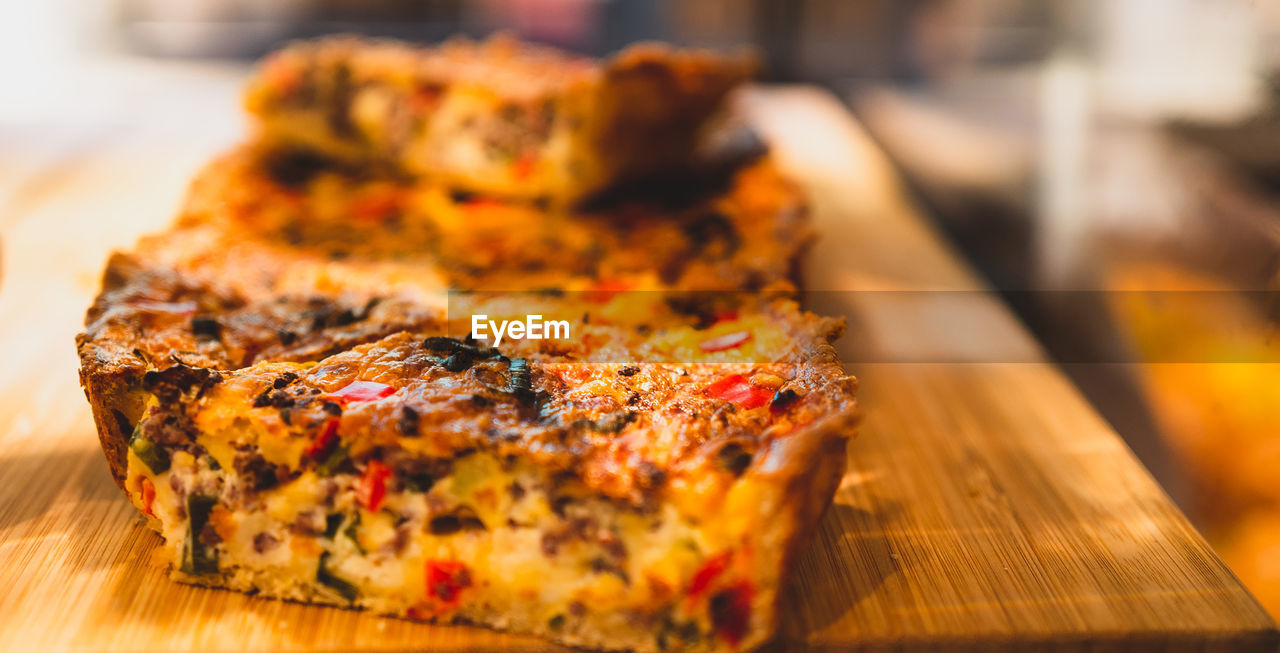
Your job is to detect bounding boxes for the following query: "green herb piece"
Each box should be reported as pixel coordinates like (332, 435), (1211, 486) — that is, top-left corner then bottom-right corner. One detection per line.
(656, 618), (700, 651)
(180, 493), (219, 575)
(343, 513), (366, 554)
(401, 471), (436, 493)
(127, 424), (170, 474)
(316, 552), (359, 602)
(324, 513), (345, 539)
(316, 444), (349, 476)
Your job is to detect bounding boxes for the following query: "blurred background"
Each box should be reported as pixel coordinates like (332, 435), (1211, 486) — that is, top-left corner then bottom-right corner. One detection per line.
(3, 0), (1280, 618)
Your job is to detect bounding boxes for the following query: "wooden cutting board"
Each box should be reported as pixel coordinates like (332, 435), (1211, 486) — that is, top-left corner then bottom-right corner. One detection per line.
(0, 83), (1274, 652)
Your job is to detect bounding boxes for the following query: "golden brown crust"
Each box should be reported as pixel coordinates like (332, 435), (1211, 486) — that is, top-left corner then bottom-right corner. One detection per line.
(243, 35), (757, 203)
(246, 34), (755, 103)
(77, 331), (146, 488)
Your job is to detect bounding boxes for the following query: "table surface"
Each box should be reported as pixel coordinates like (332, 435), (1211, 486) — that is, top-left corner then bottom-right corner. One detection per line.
(0, 74), (1274, 651)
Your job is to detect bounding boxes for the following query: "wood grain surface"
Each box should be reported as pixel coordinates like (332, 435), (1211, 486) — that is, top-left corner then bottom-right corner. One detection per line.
(0, 82), (1274, 652)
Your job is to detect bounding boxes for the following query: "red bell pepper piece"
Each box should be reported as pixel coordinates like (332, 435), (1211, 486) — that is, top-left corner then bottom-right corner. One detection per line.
(586, 278), (632, 303)
(689, 551), (731, 600)
(327, 380), (397, 404)
(466, 197), (503, 210)
(356, 459), (392, 512)
(711, 582), (754, 646)
(702, 374), (772, 410)
(139, 477), (156, 517)
(713, 309), (739, 324)
(350, 191), (402, 223)
(699, 330), (751, 352)
(513, 152), (537, 180)
(307, 418), (340, 459)
(426, 559), (472, 605)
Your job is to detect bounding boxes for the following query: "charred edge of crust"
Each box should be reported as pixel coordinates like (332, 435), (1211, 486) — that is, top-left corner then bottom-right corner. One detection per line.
(76, 249), (439, 490)
(573, 129), (771, 213)
(79, 252), (151, 491)
(77, 343), (144, 491)
(747, 339), (858, 646)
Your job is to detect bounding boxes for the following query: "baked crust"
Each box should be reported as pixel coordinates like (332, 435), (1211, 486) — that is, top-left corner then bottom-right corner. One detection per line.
(244, 34), (757, 204)
(106, 315), (855, 652)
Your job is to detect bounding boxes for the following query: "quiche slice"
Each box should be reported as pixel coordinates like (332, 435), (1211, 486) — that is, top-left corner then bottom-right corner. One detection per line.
(196, 145), (811, 292)
(244, 34), (756, 204)
(117, 301), (856, 653)
(76, 143), (815, 521)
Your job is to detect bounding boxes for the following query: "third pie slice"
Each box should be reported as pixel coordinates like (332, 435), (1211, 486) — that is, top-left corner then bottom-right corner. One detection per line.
(244, 34), (756, 205)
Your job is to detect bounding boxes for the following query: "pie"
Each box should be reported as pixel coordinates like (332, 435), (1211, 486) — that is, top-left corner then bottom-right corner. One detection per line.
(77, 36), (858, 653)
